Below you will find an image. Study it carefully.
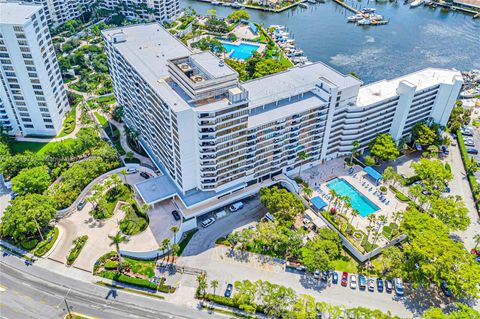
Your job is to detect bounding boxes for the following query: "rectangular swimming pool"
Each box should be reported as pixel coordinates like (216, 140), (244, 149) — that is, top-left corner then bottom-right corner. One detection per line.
(326, 178), (379, 217)
(221, 42), (260, 60)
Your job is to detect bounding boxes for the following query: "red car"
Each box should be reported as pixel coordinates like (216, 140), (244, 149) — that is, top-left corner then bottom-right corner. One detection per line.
(341, 272), (348, 286)
(471, 249), (480, 257)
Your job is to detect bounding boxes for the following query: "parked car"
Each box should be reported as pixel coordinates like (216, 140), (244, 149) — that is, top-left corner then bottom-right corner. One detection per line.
(400, 174), (408, 180)
(332, 271), (339, 284)
(350, 274), (357, 289)
(126, 167), (137, 174)
(224, 283), (233, 297)
(313, 270), (320, 279)
(358, 274), (366, 290)
(393, 278), (405, 296)
(471, 249), (480, 257)
(77, 199), (86, 211)
(377, 278), (384, 292)
(441, 146), (449, 155)
(341, 272), (348, 287)
(467, 148), (479, 155)
(229, 201), (244, 212)
(296, 265), (306, 272)
(201, 217), (215, 228)
(10, 192), (19, 200)
(385, 279), (393, 293)
(140, 172), (150, 179)
(368, 278), (375, 292)
(440, 281), (452, 298)
(171, 210), (181, 221)
(321, 271), (329, 282)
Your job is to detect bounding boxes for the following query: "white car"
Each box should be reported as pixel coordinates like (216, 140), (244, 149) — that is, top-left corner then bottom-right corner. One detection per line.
(350, 274), (357, 289)
(201, 217), (216, 228)
(126, 167), (137, 174)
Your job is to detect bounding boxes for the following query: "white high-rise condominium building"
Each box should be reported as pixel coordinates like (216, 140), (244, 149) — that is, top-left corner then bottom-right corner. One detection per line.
(0, 2), (69, 136)
(102, 23), (463, 217)
(22, 0), (94, 27)
(100, 0), (180, 23)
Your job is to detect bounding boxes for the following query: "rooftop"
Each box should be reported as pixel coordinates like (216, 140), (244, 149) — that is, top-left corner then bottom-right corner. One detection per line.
(0, 1), (41, 25)
(189, 52), (237, 79)
(356, 68), (462, 107)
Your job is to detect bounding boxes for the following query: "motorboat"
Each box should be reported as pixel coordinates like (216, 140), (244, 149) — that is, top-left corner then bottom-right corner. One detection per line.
(410, 0), (424, 7)
(370, 14), (384, 20)
(231, 2), (242, 8)
(362, 7), (376, 13)
(347, 14), (364, 21)
(308, 0), (316, 3)
(211, 0), (221, 5)
(299, 3), (309, 8)
(357, 18), (372, 25)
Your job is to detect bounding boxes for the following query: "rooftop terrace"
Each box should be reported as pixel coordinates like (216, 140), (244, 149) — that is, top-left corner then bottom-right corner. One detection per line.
(0, 1), (40, 25)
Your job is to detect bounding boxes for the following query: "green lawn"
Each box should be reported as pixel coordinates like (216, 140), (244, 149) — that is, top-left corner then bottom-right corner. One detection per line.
(95, 94), (116, 104)
(94, 112), (108, 126)
(124, 257), (155, 278)
(57, 106), (77, 138)
(91, 185), (132, 219)
(10, 139), (76, 155)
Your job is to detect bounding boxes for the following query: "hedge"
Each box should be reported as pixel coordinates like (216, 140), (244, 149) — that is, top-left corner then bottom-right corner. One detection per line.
(34, 227), (59, 257)
(388, 185), (409, 202)
(66, 235), (88, 265)
(20, 238), (38, 250)
(104, 260), (130, 270)
(100, 271), (158, 290)
(94, 251), (117, 273)
(456, 131), (480, 207)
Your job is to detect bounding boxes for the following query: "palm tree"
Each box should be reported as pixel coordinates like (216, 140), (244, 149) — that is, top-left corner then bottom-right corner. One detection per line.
(108, 231), (129, 272)
(161, 238), (171, 261)
(350, 140), (360, 164)
(170, 226), (180, 245)
(474, 233), (480, 248)
(365, 225), (374, 253)
(303, 186), (313, 199)
(297, 151), (308, 178)
(392, 211), (403, 226)
(367, 214), (376, 227)
(327, 189), (338, 212)
(349, 209), (359, 227)
(120, 169), (128, 184)
(197, 274), (207, 299)
(170, 244), (180, 264)
(210, 280), (219, 296)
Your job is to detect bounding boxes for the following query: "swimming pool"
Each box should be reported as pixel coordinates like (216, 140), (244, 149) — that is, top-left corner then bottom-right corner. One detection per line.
(326, 178), (379, 217)
(221, 42), (260, 60)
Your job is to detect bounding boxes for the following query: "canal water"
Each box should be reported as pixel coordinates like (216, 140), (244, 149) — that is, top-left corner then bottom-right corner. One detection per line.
(182, 0), (480, 83)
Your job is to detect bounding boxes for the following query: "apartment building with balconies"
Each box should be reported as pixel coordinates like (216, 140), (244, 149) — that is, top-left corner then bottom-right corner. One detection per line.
(102, 23), (462, 217)
(22, 0), (94, 27)
(100, 0), (180, 23)
(0, 1), (69, 136)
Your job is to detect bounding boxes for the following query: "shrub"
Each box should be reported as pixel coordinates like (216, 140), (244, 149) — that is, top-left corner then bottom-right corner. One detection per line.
(20, 238), (38, 250)
(94, 251), (117, 273)
(203, 293), (237, 307)
(66, 235), (88, 265)
(104, 260), (118, 270)
(379, 186), (387, 192)
(389, 186), (410, 202)
(100, 271), (158, 290)
(34, 227), (59, 257)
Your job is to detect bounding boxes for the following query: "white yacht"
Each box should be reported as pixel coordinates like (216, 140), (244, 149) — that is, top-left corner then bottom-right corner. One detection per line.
(410, 0), (424, 7)
(357, 18), (372, 25)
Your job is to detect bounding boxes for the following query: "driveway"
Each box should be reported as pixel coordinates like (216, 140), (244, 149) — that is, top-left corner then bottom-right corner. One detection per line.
(181, 195), (267, 257)
(147, 200), (181, 244)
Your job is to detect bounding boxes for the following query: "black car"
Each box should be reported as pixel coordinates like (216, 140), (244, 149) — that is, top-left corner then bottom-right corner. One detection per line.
(332, 271), (339, 284)
(377, 278), (384, 292)
(140, 172), (150, 179)
(171, 210), (181, 221)
(77, 199), (86, 211)
(385, 279), (393, 293)
(440, 281), (452, 297)
(467, 148), (479, 155)
(321, 271), (329, 281)
(224, 283), (233, 297)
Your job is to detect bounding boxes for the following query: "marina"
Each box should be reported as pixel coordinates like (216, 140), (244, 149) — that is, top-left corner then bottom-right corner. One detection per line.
(268, 25), (310, 65)
(183, 0), (480, 83)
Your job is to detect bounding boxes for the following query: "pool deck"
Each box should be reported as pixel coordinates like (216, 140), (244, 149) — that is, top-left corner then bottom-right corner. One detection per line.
(299, 158), (407, 246)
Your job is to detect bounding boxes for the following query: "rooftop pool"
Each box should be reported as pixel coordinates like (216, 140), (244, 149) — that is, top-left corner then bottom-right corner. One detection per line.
(221, 42), (260, 60)
(326, 178), (379, 217)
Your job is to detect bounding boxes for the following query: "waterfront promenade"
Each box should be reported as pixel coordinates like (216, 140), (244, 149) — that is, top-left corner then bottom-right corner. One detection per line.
(195, 0), (306, 12)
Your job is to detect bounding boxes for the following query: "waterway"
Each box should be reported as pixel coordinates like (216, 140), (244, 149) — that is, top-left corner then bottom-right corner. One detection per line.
(182, 0), (480, 83)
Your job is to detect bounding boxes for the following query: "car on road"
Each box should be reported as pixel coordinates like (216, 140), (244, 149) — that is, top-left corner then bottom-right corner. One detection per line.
(394, 277), (404, 296)
(385, 279), (393, 293)
(467, 148), (479, 155)
(358, 274), (366, 290)
(377, 278), (384, 292)
(77, 199), (86, 211)
(224, 283), (233, 297)
(341, 272), (348, 286)
(440, 281), (452, 297)
(229, 201), (244, 212)
(368, 278), (375, 292)
(171, 210), (181, 221)
(332, 271), (338, 284)
(350, 274), (357, 289)
(126, 167), (137, 174)
(201, 217), (215, 228)
(140, 172), (150, 179)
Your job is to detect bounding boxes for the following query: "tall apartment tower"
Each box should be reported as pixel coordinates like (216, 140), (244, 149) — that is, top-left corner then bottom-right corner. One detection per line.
(0, 1), (69, 136)
(22, 0), (94, 27)
(100, 0), (180, 23)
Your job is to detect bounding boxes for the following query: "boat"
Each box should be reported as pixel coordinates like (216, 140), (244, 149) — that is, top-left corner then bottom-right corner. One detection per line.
(370, 14), (384, 20)
(211, 0), (221, 5)
(357, 18), (372, 25)
(347, 14), (364, 21)
(299, 3), (309, 8)
(410, 0), (424, 7)
(293, 49), (304, 56)
(317, 0), (326, 2)
(231, 2), (242, 8)
(362, 7), (376, 13)
(308, 0), (316, 3)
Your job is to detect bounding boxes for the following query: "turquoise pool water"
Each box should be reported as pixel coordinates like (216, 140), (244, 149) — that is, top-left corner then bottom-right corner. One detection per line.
(221, 42), (260, 60)
(326, 178), (379, 217)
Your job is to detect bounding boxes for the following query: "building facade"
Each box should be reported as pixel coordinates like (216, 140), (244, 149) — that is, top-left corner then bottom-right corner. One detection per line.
(23, 0), (94, 27)
(102, 23), (463, 214)
(0, 2), (69, 136)
(100, 0), (180, 23)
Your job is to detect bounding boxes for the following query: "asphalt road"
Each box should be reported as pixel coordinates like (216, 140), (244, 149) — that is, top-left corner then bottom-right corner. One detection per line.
(0, 250), (222, 319)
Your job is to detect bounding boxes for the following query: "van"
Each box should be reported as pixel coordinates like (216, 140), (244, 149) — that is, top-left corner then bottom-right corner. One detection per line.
(393, 277), (404, 296)
(126, 167), (137, 174)
(215, 209), (227, 219)
(229, 201), (244, 212)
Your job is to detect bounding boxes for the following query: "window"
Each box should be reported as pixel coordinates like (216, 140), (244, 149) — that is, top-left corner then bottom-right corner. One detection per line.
(45, 125), (54, 129)
(43, 118), (52, 123)
(13, 26), (23, 32)
(24, 124), (34, 128)
(21, 118), (32, 122)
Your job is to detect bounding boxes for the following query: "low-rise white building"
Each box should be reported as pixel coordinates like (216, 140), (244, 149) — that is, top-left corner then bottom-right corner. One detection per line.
(102, 23), (463, 217)
(0, 2), (69, 136)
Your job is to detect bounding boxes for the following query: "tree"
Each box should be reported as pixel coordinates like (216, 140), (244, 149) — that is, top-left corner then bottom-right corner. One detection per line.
(382, 166), (401, 186)
(448, 102), (471, 132)
(256, 280), (297, 318)
(11, 166), (51, 196)
(303, 186), (313, 199)
(422, 303), (480, 319)
(161, 238), (171, 260)
(297, 151), (308, 177)
(475, 233), (480, 248)
(350, 140), (360, 163)
(210, 279), (219, 296)
(259, 186), (304, 223)
(108, 231), (129, 272)
(1, 194), (56, 242)
(300, 233), (340, 272)
(369, 133), (400, 163)
(411, 158), (453, 194)
(428, 196), (470, 231)
(412, 122), (437, 146)
(291, 294), (317, 319)
(234, 280), (257, 311)
(364, 155), (376, 167)
(349, 209), (359, 228)
(227, 9), (250, 22)
(170, 225), (180, 245)
(380, 246), (403, 276)
(120, 169), (128, 184)
(196, 274), (207, 298)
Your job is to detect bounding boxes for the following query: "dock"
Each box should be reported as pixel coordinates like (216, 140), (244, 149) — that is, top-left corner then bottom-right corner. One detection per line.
(195, 0), (308, 13)
(332, 0), (362, 14)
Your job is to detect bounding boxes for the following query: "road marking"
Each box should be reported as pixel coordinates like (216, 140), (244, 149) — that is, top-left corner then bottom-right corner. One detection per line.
(0, 284), (7, 292)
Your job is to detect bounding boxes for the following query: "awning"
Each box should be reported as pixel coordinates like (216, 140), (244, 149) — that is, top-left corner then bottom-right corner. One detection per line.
(364, 166), (383, 181)
(310, 196), (328, 210)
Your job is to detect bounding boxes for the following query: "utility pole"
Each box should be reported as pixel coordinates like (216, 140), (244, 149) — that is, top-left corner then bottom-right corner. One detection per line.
(64, 288), (72, 318)
(33, 216), (44, 241)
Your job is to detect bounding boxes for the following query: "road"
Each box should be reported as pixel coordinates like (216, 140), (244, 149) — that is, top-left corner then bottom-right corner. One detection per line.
(0, 250), (222, 319)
